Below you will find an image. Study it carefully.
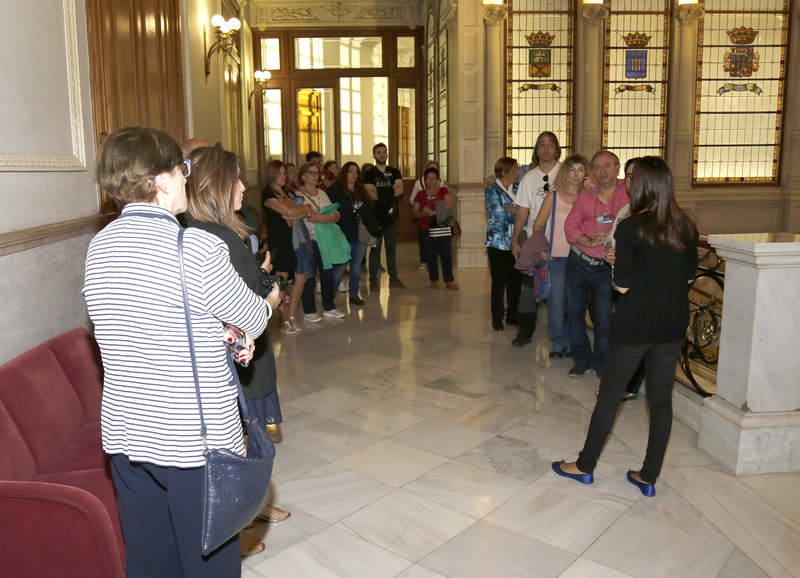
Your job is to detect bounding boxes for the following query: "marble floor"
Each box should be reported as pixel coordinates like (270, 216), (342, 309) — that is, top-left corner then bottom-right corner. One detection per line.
(241, 247), (800, 578)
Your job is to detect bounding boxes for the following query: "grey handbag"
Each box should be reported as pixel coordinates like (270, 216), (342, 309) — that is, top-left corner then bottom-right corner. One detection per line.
(177, 228), (275, 556)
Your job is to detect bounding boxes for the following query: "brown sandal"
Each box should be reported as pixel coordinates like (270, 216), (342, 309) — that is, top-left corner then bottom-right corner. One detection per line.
(239, 534), (265, 557)
(256, 504), (291, 523)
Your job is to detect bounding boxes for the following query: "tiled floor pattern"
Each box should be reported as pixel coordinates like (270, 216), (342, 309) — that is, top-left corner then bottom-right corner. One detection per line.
(241, 250), (800, 578)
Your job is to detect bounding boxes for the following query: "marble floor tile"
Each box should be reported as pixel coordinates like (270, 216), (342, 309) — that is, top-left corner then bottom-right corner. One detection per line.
(336, 489), (475, 561)
(583, 509), (734, 578)
(346, 396), (445, 433)
(422, 376), (492, 399)
(456, 435), (564, 483)
(391, 384), (472, 409)
(485, 485), (623, 554)
(392, 419), (496, 458)
(395, 565), (448, 578)
(403, 460), (526, 518)
(275, 463), (393, 524)
(336, 439), (449, 487)
(559, 558), (636, 578)
(326, 352), (405, 373)
(271, 446), (330, 484)
(660, 466), (800, 577)
(284, 389), (374, 419)
(276, 407), (328, 436)
(503, 414), (589, 454)
(418, 521), (575, 578)
(738, 472), (800, 529)
(440, 399), (531, 434)
(252, 526), (412, 578)
(281, 419), (383, 461)
(717, 549), (770, 578)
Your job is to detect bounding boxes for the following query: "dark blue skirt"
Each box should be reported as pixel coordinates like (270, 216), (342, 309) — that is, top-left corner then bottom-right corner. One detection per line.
(245, 389), (283, 428)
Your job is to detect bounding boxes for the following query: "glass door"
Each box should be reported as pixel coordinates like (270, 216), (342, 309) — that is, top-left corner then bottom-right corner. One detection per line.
(296, 87), (335, 161)
(339, 77), (389, 167)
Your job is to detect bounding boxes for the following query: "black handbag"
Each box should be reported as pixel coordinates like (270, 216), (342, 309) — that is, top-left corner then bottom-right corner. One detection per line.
(177, 228), (275, 556)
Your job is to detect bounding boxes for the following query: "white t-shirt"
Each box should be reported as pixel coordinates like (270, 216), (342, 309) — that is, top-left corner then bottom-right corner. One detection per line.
(515, 162), (561, 237)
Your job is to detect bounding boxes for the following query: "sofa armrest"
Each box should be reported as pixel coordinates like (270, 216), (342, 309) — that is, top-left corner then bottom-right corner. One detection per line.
(0, 481), (124, 578)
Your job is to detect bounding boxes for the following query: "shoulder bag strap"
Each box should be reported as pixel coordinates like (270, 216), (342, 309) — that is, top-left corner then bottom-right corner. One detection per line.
(177, 229), (254, 453)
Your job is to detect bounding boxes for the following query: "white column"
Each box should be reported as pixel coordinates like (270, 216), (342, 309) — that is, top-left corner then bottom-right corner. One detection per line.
(697, 234), (800, 474)
(483, 5), (507, 176)
(668, 4), (705, 195)
(575, 3), (608, 155)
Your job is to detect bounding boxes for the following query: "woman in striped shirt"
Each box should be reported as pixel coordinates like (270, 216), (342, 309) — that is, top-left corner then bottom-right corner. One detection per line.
(83, 127), (276, 578)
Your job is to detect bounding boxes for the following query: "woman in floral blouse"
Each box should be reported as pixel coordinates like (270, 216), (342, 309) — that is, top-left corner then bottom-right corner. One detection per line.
(485, 157), (521, 331)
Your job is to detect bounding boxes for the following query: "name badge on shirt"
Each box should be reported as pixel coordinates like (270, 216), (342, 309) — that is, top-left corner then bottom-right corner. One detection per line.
(596, 214), (613, 225)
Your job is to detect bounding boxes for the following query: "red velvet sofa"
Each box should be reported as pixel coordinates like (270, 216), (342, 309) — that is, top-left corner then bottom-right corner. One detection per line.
(0, 328), (124, 577)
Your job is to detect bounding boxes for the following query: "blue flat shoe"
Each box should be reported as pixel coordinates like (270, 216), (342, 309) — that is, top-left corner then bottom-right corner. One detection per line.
(627, 470), (656, 497)
(551, 461), (594, 484)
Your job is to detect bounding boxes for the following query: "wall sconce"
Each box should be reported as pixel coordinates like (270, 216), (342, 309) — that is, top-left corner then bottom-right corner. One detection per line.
(248, 70), (271, 110)
(205, 14), (241, 78)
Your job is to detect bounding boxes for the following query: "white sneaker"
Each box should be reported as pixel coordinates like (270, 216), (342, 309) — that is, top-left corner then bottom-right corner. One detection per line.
(303, 312), (323, 323)
(323, 308), (346, 319)
(338, 280), (348, 292)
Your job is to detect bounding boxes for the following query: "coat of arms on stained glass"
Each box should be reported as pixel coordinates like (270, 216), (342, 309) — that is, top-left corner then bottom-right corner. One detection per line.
(526, 31), (554, 78)
(624, 33), (650, 79)
(724, 27), (759, 78)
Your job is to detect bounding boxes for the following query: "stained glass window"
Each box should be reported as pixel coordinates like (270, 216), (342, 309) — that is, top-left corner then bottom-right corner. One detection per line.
(694, 0), (790, 183)
(507, 0), (574, 161)
(603, 0), (670, 173)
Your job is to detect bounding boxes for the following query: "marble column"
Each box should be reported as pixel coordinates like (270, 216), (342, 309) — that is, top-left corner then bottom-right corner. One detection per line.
(697, 233), (800, 474)
(575, 3), (608, 155)
(669, 4), (704, 197)
(483, 5), (507, 177)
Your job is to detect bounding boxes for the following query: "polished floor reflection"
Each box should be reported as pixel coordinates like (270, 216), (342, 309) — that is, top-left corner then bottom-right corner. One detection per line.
(242, 249), (799, 578)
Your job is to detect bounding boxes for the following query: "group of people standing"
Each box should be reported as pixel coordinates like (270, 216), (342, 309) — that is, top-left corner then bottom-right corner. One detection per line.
(485, 131), (698, 496)
(259, 143), (415, 334)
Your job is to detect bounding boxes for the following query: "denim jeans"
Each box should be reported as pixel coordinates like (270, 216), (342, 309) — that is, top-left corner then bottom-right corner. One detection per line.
(566, 251), (613, 373)
(576, 339), (681, 483)
(348, 241), (367, 297)
(420, 230), (453, 282)
(369, 220), (398, 281)
(547, 257), (569, 353)
(301, 241), (347, 313)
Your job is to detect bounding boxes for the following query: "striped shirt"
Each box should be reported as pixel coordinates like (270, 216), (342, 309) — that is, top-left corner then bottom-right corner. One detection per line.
(83, 203), (270, 467)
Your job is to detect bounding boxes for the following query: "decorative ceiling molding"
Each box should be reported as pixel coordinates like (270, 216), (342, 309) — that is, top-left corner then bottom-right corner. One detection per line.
(0, 0), (87, 172)
(253, 1), (416, 27)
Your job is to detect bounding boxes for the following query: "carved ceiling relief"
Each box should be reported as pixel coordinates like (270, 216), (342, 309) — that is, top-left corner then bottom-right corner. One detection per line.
(254, 2), (411, 25)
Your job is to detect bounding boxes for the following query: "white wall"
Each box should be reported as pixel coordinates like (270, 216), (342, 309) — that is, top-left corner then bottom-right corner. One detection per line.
(0, 0), (97, 362)
(0, 0), (97, 234)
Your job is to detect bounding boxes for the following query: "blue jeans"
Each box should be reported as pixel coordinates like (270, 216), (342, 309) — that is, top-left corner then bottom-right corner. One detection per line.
(301, 241), (347, 313)
(547, 257), (569, 353)
(566, 251), (613, 373)
(420, 230), (454, 282)
(349, 241), (367, 297)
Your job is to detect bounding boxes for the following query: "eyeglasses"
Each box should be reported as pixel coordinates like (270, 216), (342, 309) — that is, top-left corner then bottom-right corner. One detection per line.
(543, 174), (550, 191)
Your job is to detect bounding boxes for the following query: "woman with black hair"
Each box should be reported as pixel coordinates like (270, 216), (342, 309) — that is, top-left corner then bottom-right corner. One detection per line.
(413, 166), (458, 289)
(552, 156), (698, 496)
(326, 161), (378, 306)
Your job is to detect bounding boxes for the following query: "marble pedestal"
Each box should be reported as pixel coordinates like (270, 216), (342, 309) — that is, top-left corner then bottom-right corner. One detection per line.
(697, 233), (800, 474)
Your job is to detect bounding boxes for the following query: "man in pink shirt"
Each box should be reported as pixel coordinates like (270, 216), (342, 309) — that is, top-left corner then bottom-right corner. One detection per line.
(563, 151), (629, 378)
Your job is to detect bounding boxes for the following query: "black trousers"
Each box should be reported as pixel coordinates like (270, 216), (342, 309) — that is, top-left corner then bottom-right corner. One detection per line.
(487, 247), (521, 324)
(576, 339), (681, 484)
(110, 454), (241, 578)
